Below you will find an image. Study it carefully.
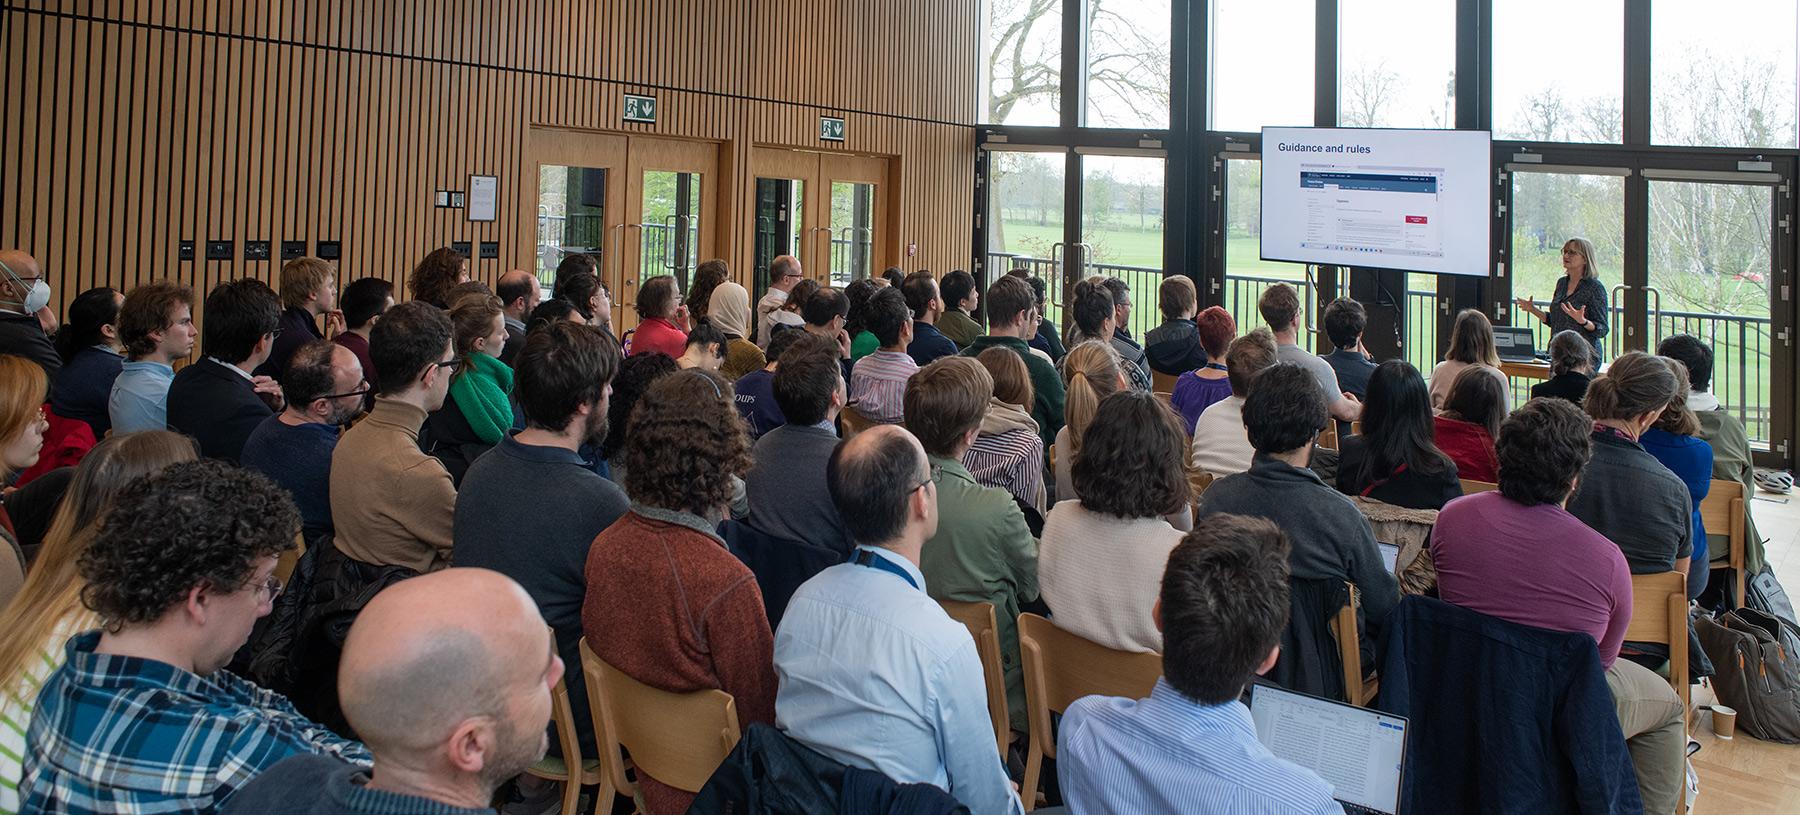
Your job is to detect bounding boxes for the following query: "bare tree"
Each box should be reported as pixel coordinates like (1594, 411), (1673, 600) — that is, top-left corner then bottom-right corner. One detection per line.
(985, 0), (1170, 126)
(985, 0), (1062, 123)
(1340, 61), (1402, 127)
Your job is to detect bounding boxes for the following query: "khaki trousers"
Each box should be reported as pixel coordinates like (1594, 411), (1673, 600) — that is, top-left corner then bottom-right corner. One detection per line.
(1606, 658), (1686, 815)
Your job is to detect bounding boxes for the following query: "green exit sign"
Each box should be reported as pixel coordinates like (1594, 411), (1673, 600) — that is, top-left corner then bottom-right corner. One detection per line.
(623, 94), (657, 124)
(819, 116), (846, 142)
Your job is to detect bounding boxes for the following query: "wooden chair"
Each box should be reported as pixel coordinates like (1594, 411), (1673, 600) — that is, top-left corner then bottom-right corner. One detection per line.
(1188, 469), (1214, 520)
(938, 599), (1011, 755)
(578, 638), (742, 811)
(1317, 421), (1338, 451)
(1459, 478), (1497, 494)
(1700, 478), (1748, 607)
(526, 674), (602, 815)
(1151, 368), (1178, 395)
(274, 532), (306, 585)
(1324, 582), (1377, 706)
(1351, 420), (1362, 436)
(1017, 613), (1162, 811)
(838, 405), (877, 439)
(1626, 571), (1691, 712)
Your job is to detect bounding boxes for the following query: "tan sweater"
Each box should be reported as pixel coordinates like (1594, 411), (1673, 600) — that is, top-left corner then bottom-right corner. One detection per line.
(329, 397), (457, 573)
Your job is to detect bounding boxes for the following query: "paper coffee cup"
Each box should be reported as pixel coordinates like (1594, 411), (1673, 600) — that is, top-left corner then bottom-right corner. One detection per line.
(1711, 705), (1737, 739)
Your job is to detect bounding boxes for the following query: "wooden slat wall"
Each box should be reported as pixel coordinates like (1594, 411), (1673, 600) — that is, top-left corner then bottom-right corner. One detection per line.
(0, 0), (979, 315)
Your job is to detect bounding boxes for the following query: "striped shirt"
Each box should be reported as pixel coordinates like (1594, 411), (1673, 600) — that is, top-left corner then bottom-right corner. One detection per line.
(0, 617), (85, 815)
(962, 427), (1046, 515)
(849, 350), (917, 425)
(1058, 678), (1339, 815)
(22, 631), (371, 814)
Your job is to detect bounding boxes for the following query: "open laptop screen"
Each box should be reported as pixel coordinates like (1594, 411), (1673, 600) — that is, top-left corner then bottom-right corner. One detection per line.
(1249, 684), (1408, 814)
(1377, 542), (1400, 575)
(1492, 326), (1537, 361)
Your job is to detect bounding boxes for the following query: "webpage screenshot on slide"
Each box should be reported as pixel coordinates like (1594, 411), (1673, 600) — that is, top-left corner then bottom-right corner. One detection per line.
(1261, 127), (1491, 276)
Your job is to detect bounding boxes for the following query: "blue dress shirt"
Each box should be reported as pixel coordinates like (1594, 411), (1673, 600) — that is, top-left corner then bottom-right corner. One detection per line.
(107, 359), (176, 434)
(774, 546), (1023, 815)
(1058, 678), (1339, 815)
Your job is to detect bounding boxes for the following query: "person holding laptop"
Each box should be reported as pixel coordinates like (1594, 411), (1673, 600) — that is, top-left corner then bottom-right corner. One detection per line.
(1057, 514), (1338, 815)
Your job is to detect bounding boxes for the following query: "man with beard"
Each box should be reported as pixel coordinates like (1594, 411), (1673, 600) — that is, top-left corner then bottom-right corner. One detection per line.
(241, 341), (370, 542)
(224, 568), (560, 815)
(452, 320), (623, 760)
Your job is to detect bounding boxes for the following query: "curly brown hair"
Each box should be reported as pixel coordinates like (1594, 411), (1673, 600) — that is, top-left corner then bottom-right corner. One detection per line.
(79, 460), (299, 627)
(622, 369), (751, 517)
(409, 247), (468, 308)
(1072, 390), (1190, 518)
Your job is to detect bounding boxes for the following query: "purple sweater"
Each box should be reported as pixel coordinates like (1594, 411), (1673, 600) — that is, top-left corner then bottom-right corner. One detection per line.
(1430, 491), (1633, 668)
(1169, 371), (1233, 432)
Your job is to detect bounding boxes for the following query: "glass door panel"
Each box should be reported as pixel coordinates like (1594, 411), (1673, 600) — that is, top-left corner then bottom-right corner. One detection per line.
(638, 170), (702, 288)
(1648, 179), (1780, 448)
(1506, 169), (1625, 356)
(1222, 159), (1316, 346)
(986, 149), (1066, 324)
(536, 166), (608, 283)
(829, 181), (877, 286)
(753, 178), (805, 296)
(1079, 153), (1164, 339)
(624, 138), (717, 333)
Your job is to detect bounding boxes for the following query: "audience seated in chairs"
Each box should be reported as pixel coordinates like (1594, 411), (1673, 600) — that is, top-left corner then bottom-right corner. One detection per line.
(331, 278), (392, 399)
(581, 368), (774, 815)
(1432, 364), (1506, 483)
(419, 294), (512, 486)
(241, 341), (367, 542)
(1040, 389), (1191, 655)
(48, 287), (123, 439)
(705, 279), (767, 380)
(964, 274), (1065, 452)
(1320, 297), (1377, 400)
(1660, 333), (1767, 578)
(966, 346), (1047, 514)
(0, 431), (196, 813)
(1057, 514), (1339, 815)
(0, 251), (61, 387)
(775, 423), (1024, 815)
(1169, 305), (1237, 432)
(1429, 308), (1511, 411)
(901, 270), (960, 366)
(329, 302), (458, 574)
(1190, 328), (1278, 479)
(745, 336), (854, 556)
(599, 351), (678, 482)
(848, 287), (918, 424)
(1335, 360), (1461, 510)
(407, 247), (468, 310)
(454, 322), (625, 760)
(1198, 363), (1400, 648)
(167, 278), (283, 462)
(1430, 396), (1685, 815)
(732, 328), (804, 440)
(935, 269), (982, 349)
(109, 280), (196, 435)
(905, 356), (1039, 736)
(1143, 276), (1208, 376)
(19, 460), (368, 814)
(494, 268), (539, 369)
(259, 257), (340, 379)
(630, 274), (690, 359)
(1260, 283), (1360, 423)
(1531, 329), (1594, 405)
(1641, 357), (1715, 600)
(225, 569), (561, 815)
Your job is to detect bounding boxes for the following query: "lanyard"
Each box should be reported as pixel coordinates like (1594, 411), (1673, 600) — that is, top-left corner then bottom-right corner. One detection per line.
(854, 549), (919, 591)
(1202, 362), (1228, 371)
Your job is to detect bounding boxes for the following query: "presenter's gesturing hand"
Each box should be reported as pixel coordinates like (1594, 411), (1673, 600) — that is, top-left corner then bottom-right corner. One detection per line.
(1559, 301), (1593, 331)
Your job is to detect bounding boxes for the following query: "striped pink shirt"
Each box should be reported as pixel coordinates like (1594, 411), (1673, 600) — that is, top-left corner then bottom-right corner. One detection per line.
(849, 349), (918, 424)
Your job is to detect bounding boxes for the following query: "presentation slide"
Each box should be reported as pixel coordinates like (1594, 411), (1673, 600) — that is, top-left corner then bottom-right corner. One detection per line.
(1260, 127), (1491, 276)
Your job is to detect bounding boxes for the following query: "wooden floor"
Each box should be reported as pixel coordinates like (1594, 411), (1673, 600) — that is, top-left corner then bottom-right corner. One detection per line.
(1689, 490), (1800, 814)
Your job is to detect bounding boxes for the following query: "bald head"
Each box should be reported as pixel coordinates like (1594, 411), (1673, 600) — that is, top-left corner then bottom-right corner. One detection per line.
(827, 425), (935, 548)
(339, 569), (555, 761)
(496, 269), (539, 319)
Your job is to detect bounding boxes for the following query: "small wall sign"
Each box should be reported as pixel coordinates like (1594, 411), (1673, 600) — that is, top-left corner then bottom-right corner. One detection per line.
(624, 94), (658, 124)
(820, 116), (846, 142)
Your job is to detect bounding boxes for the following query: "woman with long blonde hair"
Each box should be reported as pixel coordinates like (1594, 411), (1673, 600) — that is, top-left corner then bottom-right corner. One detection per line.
(1054, 340), (1126, 504)
(1429, 308), (1511, 410)
(1516, 236), (1610, 360)
(0, 430), (197, 814)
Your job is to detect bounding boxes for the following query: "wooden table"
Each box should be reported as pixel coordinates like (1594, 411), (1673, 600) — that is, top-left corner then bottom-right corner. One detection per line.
(1499, 360), (1552, 381)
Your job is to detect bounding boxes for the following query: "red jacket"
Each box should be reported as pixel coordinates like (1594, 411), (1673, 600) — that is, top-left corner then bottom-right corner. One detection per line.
(1434, 415), (1500, 483)
(629, 317), (689, 359)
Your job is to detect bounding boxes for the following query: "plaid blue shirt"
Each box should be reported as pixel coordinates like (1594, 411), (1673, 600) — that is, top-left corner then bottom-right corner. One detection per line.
(21, 631), (371, 814)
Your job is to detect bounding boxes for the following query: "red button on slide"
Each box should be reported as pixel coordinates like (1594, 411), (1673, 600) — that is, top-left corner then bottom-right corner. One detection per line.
(1405, 215), (1428, 224)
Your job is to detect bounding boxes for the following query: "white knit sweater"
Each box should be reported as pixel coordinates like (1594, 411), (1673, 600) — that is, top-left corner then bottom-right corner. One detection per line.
(1038, 501), (1181, 654)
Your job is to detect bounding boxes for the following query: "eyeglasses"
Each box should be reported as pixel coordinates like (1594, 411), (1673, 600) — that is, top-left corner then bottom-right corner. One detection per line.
(266, 327), (284, 339)
(317, 380), (372, 400)
(915, 464), (941, 493)
(245, 574), (283, 601)
(432, 357), (464, 373)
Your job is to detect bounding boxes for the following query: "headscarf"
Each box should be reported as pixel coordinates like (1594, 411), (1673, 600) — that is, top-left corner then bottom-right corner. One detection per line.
(709, 281), (752, 340)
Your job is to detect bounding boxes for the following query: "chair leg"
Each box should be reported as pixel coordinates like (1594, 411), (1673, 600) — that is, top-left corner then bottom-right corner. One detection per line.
(561, 777), (580, 815)
(1021, 743), (1042, 812)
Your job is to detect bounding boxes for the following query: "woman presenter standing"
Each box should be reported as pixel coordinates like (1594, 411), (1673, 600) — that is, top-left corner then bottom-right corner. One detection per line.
(1516, 237), (1609, 361)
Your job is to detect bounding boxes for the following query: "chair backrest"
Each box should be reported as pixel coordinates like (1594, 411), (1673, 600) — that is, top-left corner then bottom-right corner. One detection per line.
(839, 405), (877, 438)
(1625, 571), (1691, 711)
(579, 637), (741, 796)
(1351, 420), (1363, 436)
(1017, 613), (1161, 761)
(938, 599), (1010, 754)
(274, 532), (307, 585)
(1459, 478), (1497, 495)
(1326, 582), (1365, 705)
(1699, 478), (1748, 606)
(1318, 421), (1339, 451)
(1152, 369), (1178, 395)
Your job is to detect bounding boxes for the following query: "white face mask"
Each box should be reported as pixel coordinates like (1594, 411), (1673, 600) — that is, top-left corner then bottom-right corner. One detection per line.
(0, 261), (48, 313)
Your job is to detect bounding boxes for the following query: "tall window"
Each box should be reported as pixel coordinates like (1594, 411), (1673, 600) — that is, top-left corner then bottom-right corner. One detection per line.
(1209, 0), (1315, 132)
(1085, 0), (1172, 128)
(1338, 0), (1456, 128)
(1491, 0), (1623, 142)
(1653, 0), (1798, 148)
(983, 0), (1064, 126)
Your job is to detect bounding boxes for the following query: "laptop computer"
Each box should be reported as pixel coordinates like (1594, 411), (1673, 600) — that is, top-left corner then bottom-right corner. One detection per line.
(1377, 542), (1400, 575)
(1249, 684), (1409, 815)
(1492, 326), (1538, 363)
